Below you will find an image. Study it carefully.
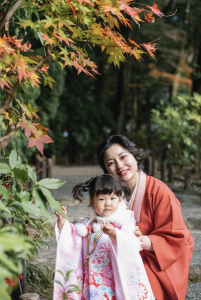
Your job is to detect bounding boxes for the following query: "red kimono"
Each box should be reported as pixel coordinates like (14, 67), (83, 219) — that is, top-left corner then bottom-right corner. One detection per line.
(132, 171), (194, 300)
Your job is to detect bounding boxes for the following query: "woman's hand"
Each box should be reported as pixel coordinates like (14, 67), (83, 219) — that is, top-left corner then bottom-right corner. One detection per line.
(134, 226), (154, 252)
(101, 223), (116, 243)
(55, 206), (67, 230)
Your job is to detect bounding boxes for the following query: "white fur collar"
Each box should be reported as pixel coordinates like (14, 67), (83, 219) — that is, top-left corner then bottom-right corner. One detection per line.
(76, 201), (127, 236)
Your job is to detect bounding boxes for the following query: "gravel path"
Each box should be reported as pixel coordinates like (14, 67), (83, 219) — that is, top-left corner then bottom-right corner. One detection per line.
(32, 165), (201, 299)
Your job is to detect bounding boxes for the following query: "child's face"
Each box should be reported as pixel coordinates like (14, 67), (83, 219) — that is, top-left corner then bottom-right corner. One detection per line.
(90, 192), (121, 217)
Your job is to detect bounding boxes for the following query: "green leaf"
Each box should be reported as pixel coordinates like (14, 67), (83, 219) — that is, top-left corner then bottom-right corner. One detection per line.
(52, 280), (64, 288)
(0, 212), (13, 218)
(65, 269), (74, 283)
(0, 163), (11, 174)
(12, 167), (29, 183)
(27, 165), (37, 183)
(15, 191), (31, 202)
(67, 285), (81, 293)
(0, 201), (11, 213)
(32, 189), (51, 220)
(0, 185), (9, 199)
(20, 200), (42, 216)
(9, 149), (18, 169)
(38, 178), (65, 189)
(62, 292), (67, 300)
(40, 186), (66, 217)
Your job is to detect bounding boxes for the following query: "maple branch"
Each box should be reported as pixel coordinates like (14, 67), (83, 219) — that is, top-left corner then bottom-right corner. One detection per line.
(0, 81), (20, 115)
(0, 126), (18, 152)
(5, 89), (26, 119)
(0, 0), (22, 32)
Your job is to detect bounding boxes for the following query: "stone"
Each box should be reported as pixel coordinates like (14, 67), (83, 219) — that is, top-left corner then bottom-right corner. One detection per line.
(19, 294), (40, 300)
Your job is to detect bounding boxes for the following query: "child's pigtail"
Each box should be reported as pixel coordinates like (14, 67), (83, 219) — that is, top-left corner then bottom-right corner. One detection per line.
(72, 176), (95, 203)
(121, 182), (131, 199)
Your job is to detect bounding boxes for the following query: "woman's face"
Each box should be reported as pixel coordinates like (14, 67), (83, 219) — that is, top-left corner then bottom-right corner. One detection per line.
(103, 144), (138, 189)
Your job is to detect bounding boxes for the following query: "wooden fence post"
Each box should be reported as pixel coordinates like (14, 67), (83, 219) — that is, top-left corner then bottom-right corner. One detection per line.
(52, 154), (56, 166)
(161, 162), (167, 182)
(47, 158), (53, 178)
(41, 157), (46, 179)
(19, 294), (40, 300)
(147, 156), (152, 176)
(167, 164), (174, 183)
(185, 169), (192, 189)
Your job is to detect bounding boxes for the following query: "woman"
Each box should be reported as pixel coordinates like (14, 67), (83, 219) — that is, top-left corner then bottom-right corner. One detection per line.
(97, 134), (194, 300)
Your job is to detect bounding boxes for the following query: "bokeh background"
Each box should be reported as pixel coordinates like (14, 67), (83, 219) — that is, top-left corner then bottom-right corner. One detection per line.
(1, 0), (201, 176)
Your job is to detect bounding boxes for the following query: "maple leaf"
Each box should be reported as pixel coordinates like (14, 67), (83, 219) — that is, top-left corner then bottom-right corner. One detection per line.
(18, 119), (38, 138)
(40, 33), (54, 45)
(3, 111), (12, 125)
(27, 134), (54, 155)
(26, 71), (41, 88)
(0, 36), (15, 55)
(41, 65), (49, 73)
(128, 38), (141, 49)
(27, 102), (40, 120)
(146, 2), (163, 17)
(21, 42), (32, 52)
(0, 76), (13, 90)
(144, 12), (155, 23)
(141, 40), (157, 60)
(15, 55), (29, 83)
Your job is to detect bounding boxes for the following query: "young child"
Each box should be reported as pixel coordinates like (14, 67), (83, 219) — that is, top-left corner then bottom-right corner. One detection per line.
(54, 174), (155, 300)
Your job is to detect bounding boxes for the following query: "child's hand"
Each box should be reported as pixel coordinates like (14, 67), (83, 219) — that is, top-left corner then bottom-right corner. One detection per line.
(55, 206), (67, 230)
(101, 223), (116, 243)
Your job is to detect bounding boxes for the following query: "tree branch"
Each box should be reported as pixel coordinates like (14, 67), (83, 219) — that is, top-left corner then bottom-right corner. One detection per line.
(0, 81), (20, 115)
(0, 126), (18, 152)
(0, 0), (22, 32)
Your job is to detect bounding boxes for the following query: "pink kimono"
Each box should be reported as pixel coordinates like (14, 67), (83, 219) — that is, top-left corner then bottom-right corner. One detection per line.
(53, 202), (155, 300)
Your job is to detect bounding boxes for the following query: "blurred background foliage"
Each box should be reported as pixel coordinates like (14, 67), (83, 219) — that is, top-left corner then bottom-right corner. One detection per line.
(1, 0), (201, 173)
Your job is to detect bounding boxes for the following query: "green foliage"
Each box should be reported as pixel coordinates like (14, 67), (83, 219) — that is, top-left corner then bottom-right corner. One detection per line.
(151, 93), (201, 172)
(53, 270), (81, 300)
(0, 149), (66, 297)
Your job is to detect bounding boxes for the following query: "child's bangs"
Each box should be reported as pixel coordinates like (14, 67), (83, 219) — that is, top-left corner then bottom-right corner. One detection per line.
(94, 176), (122, 197)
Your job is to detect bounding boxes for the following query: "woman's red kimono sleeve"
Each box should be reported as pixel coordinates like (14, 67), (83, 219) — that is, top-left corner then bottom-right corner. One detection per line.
(137, 175), (194, 300)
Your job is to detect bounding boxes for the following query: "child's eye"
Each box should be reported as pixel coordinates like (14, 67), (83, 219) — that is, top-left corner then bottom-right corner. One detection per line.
(111, 197), (116, 200)
(99, 198), (104, 201)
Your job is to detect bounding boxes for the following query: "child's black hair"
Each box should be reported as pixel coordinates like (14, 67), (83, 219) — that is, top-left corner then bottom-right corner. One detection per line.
(72, 174), (131, 203)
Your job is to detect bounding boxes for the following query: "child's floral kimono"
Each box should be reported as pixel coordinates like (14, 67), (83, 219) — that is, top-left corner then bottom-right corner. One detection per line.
(53, 201), (155, 300)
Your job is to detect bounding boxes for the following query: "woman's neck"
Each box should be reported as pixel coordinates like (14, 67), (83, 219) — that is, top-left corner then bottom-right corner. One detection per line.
(128, 170), (139, 195)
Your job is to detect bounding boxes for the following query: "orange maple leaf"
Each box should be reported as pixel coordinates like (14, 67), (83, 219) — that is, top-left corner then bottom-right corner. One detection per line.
(15, 55), (29, 83)
(144, 12), (155, 23)
(40, 65), (49, 73)
(27, 134), (54, 155)
(40, 33), (54, 45)
(141, 40), (157, 60)
(0, 77), (13, 90)
(146, 2), (163, 17)
(18, 119), (38, 138)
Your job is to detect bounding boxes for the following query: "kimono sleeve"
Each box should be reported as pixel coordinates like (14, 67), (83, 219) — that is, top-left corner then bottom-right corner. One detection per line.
(53, 220), (83, 300)
(148, 180), (188, 271)
(110, 214), (154, 300)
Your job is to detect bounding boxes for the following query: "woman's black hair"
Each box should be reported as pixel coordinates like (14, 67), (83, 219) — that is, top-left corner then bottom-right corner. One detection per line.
(97, 134), (146, 173)
(72, 174), (131, 203)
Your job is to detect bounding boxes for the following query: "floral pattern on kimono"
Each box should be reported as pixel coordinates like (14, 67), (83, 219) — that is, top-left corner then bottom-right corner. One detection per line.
(53, 209), (155, 300)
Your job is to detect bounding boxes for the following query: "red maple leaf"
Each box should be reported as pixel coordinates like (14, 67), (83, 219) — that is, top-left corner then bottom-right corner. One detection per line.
(144, 12), (155, 23)
(18, 119), (38, 138)
(141, 40), (157, 60)
(40, 65), (49, 73)
(146, 2), (163, 17)
(27, 134), (54, 155)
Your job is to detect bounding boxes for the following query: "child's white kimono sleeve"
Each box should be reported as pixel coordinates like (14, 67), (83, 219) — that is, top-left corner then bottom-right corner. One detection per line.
(53, 220), (83, 300)
(110, 210), (155, 300)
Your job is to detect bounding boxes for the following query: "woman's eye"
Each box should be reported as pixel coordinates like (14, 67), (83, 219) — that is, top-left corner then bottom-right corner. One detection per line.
(121, 155), (126, 159)
(108, 162), (114, 166)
